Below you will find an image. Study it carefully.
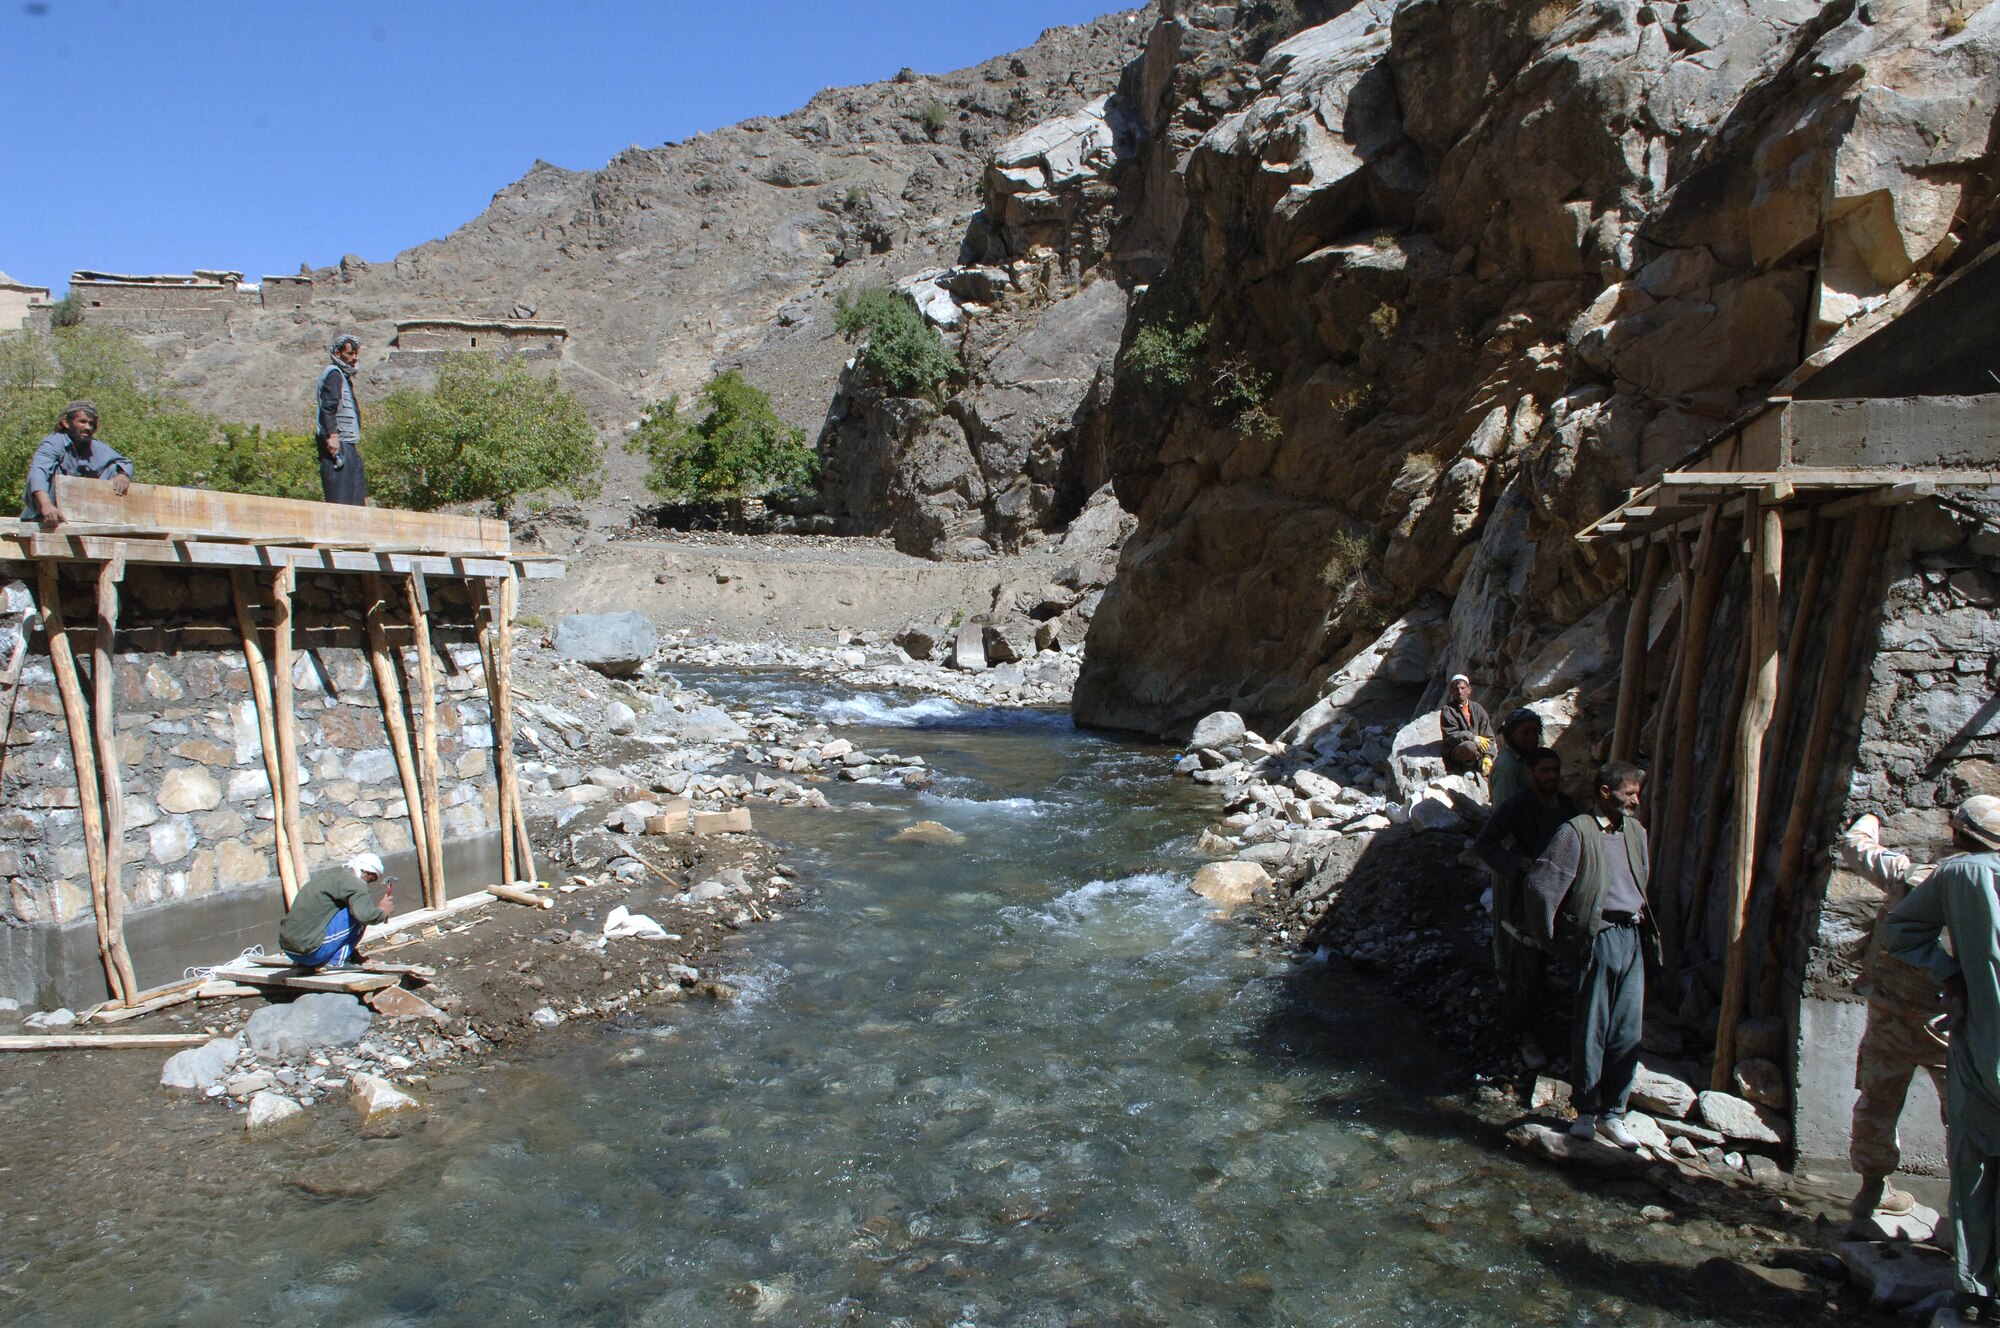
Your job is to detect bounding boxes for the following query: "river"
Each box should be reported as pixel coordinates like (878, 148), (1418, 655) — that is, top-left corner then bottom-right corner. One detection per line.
(5, 670), (1735, 1327)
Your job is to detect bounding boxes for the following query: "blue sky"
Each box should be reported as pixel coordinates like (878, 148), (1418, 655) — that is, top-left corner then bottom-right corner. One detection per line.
(0, 1), (1131, 294)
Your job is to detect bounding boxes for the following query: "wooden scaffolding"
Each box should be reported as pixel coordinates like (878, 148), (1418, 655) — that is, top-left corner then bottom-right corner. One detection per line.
(2, 477), (561, 1009)
(1580, 391), (2000, 1089)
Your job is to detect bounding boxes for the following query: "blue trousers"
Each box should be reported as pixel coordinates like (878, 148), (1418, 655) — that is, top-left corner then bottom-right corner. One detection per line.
(284, 907), (364, 969)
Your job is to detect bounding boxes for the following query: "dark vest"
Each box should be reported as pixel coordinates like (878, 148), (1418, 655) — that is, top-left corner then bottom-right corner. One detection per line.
(1553, 812), (1653, 964)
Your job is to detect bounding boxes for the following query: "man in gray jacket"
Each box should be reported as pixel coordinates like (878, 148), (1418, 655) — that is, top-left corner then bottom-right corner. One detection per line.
(1524, 759), (1654, 1150)
(19, 400), (132, 522)
(315, 334), (367, 505)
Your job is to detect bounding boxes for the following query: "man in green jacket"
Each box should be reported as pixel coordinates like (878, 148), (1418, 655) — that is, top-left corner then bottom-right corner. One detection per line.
(279, 852), (395, 970)
(1881, 795), (2000, 1319)
(1523, 760), (1653, 1150)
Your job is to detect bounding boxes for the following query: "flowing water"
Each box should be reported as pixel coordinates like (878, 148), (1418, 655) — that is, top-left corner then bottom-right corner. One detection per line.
(9, 671), (1731, 1327)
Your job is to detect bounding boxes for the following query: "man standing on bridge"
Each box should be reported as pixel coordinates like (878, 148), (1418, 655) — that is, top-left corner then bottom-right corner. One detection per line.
(315, 334), (368, 505)
(19, 399), (132, 524)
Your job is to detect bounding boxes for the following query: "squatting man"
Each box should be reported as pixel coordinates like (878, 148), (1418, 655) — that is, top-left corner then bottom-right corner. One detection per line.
(278, 852), (396, 971)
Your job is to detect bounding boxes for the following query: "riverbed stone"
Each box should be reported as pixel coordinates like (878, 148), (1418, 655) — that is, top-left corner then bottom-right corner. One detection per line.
(158, 767), (222, 813)
(552, 611), (656, 677)
(161, 1037), (240, 1091)
(1697, 1090), (1785, 1145)
(953, 622), (988, 671)
(350, 1072), (422, 1122)
(895, 622), (943, 660)
(605, 701), (638, 735)
(1631, 1064), (1697, 1119)
(244, 1091), (306, 1136)
(244, 993), (374, 1056)
(1190, 711), (1247, 750)
(1837, 1240), (1954, 1309)
(1733, 1058), (1788, 1110)
(889, 820), (966, 846)
(1191, 861), (1269, 909)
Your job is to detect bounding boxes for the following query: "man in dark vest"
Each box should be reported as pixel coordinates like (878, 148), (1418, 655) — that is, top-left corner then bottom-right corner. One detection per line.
(1523, 759), (1656, 1149)
(315, 334), (368, 505)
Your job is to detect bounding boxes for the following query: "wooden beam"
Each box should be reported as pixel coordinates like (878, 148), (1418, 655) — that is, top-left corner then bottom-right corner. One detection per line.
(34, 562), (136, 1005)
(1757, 507), (1887, 1015)
(1651, 508), (1734, 979)
(372, 889), (496, 937)
(474, 588), (515, 889)
(0, 533), (549, 580)
(231, 570), (300, 908)
(1657, 467), (2000, 490)
(0, 1033), (212, 1051)
(91, 555), (140, 1010)
(52, 476), (508, 554)
(1713, 501), (1783, 1089)
(1611, 543), (1668, 763)
(404, 572), (446, 909)
(362, 574), (435, 910)
(1685, 604), (1752, 957)
(270, 565), (307, 889)
(212, 966), (397, 995)
(499, 574), (537, 882)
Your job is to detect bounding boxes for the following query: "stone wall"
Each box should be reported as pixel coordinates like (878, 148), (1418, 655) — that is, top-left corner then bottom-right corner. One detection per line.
(0, 565), (505, 1003)
(390, 322), (566, 359)
(260, 275), (314, 310)
(75, 282), (238, 336)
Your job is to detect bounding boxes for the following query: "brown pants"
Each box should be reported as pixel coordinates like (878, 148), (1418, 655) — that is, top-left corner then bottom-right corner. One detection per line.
(1850, 995), (1949, 1178)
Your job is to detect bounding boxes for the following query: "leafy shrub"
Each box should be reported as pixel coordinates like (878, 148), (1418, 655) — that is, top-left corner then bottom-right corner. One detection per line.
(49, 292), (82, 328)
(1124, 319), (1208, 389)
(921, 102), (951, 136)
(1398, 450), (1439, 487)
(0, 327), (296, 503)
(1367, 302), (1400, 339)
(1209, 354), (1281, 440)
(834, 285), (960, 399)
(626, 370), (816, 504)
(366, 353), (601, 514)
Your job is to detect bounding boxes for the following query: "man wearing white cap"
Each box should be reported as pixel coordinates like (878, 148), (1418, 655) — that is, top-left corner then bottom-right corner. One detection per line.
(1882, 794), (2000, 1321)
(1439, 672), (1494, 776)
(278, 852), (396, 970)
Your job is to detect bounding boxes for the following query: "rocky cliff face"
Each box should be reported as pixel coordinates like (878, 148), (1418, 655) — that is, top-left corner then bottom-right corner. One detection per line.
(139, 13), (1154, 506)
(1068, 0), (2000, 739)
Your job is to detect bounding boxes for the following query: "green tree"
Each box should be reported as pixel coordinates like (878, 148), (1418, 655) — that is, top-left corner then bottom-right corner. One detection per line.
(0, 326), (229, 502)
(365, 353), (602, 513)
(833, 285), (959, 399)
(626, 370), (816, 509)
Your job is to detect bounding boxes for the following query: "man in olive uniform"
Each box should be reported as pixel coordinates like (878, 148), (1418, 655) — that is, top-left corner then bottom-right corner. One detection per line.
(1524, 760), (1655, 1150)
(1882, 796), (2000, 1319)
(279, 852), (394, 970)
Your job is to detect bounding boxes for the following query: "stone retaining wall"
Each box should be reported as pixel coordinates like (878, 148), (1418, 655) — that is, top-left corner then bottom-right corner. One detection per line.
(0, 565), (505, 1002)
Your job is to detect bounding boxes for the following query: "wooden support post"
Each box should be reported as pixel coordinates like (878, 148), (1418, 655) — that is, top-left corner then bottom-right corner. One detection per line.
(1641, 536), (1692, 829)
(1652, 508), (1734, 980)
(475, 585), (516, 888)
(90, 558), (139, 1004)
(362, 574), (435, 909)
(1756, 508), (1887, 1014)
(404, 572), (446, 906)
(1713, 501), (1783, 1089)
(231, 570), (300, 908)
(35, 562), (135, 1004)
(270, 565), (307, 890)
(498, 574), (537, 882)
(1685, 608), (1752, 954)
(1612, 542), (1669, 763)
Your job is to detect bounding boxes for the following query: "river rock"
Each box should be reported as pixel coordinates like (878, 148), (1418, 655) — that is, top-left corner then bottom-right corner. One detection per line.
(1190, 861), (1269, 909)
(1631, 1064), (1697, 1119)
(982, 618), (1035, 665)
(22, 1007), (75, 1032)
(895, 622), (943, 660)
(552, 612), (656, 677)
(1621, 1111), (1672, 1152)
(1189, 711), (1247, 750)
(605, 702), (639, 735)
(244, 1091), (306, 1136)
(1733, 1058), (1789, 1110)
(160, 1036), (241, 1091)
(244, 993), (374, 1057)
(889, 820), (966, 846)
(1697, 1090), (1784, 1145)
(1837, 1240), (1955, 1309)
(350, 1072), (422, 1122)
(953, 622), (988, 671)
(1407, 793), (1467, 834)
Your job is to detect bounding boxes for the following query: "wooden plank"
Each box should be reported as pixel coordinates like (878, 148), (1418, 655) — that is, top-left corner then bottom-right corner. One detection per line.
(84, 975), (205, 1024)
(1713, 501), (1783, 1089)
(1610, 543), (1667, 763)
(34, 562), (136, 1005)
(362, 574), (435, 909)
(3, 533), (526, 580)
(52, 476), (509, 554)
(271, 565), (307, 889)
(214, 966), (397, 994)
(0, 1033), (212, 1051)
(405, 572), (447, 907)
(231, 570), (300, 907)
(91, 557), (137, 1005)
(1657, 467), (2000, 489)
(246, 954), (434, 977)
(372, 890), (495, 937)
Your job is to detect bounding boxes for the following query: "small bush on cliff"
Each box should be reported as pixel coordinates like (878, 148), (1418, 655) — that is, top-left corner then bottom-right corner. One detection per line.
(1124, 319), (1208, 390)
(1320, 530), (1371, 589)
(626, 370), (816, 507)
(366, 353), (601, 514)
(1209, 355), (1281, 441)
(0, 327), (318, 502)
(835, 285), (960, 399)
(921, 101), (951, 137)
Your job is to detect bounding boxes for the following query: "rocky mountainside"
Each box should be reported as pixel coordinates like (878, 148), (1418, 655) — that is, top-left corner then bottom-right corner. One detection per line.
(148, 11), (1155, 505)
(1052, 0), (2000, 740)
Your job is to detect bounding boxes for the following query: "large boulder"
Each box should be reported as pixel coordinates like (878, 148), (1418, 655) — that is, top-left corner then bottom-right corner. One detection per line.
(243, 992), (374, 1057)
(160, 1037), (241, 1091)
(552, 612), (656, 678)
(1190, 861), (1270, 909)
